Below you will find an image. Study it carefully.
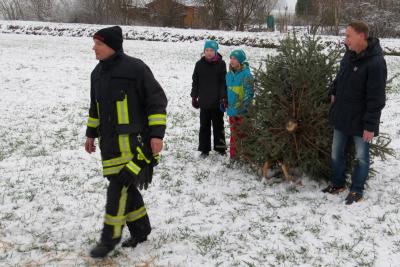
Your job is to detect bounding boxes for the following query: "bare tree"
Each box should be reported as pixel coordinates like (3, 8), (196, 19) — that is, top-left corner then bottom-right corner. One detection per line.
(52, 0), (75, 22)
(118, 0), (131, 24)
(72, 0), (148, 25)
(341, 0), (400, 37)
(147, 0), (187, 27)
(200, 0), (230, 29)
(28, 0), (53, 21)
(125, 0), (148, 25)
(75, 0), (108, 24)
(229, 0), (266, 31)
(295, 0), (321, 34)
(317, 0), (342, 35)
(105, 0), (131, 25)
(0, 0), (25, 20)
(294, 0), (400, 37)
(253, 0), (279, 28)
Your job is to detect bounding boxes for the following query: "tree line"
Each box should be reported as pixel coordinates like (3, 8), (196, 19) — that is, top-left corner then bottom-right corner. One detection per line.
(0, 0), (279, 31)
(1, 0), (399, 37)
(295, 0), (400, 37)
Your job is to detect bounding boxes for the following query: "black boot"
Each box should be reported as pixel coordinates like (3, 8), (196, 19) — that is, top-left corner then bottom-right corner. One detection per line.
(121, 236), (148, 248)
(215, 149), (226, 156)
(200, 152), (209, 158)
(90, 243), (114, 258)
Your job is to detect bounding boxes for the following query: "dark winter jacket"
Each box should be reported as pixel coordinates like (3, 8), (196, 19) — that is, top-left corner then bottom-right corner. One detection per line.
(191, 54), (227, 109)
(329, 38), (387, 137)
(85, 51), (167, 177)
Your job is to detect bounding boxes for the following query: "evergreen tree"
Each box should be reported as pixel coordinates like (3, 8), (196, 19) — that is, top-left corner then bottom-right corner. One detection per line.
(236, 34), (394, 181)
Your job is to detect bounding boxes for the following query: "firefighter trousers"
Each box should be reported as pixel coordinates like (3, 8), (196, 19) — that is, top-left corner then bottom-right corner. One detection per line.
(101, 175), (151, 247)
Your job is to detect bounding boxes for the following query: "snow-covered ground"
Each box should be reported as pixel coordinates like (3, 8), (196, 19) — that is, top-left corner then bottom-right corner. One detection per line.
(0, 33), (399, 266)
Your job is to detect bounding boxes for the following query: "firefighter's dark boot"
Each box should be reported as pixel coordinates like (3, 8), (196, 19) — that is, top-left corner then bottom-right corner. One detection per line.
(90, 243), (115, 258)
(121, 236), (148, 248)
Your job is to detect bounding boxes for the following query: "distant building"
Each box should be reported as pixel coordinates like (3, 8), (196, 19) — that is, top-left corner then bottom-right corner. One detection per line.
(127, 0), (207, 28)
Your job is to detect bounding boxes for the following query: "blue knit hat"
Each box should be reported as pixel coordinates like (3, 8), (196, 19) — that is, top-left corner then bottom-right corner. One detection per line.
(204, 40), (219, 53)
(230, 49), (247, 64)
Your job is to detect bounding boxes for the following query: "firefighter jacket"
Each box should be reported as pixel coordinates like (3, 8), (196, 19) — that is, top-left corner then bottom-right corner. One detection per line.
(85, 51), (167, 177)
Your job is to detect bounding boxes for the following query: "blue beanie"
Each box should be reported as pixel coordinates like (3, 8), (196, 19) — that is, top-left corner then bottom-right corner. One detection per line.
(204, 40), (219, 53)
(230, 49), (247, 64)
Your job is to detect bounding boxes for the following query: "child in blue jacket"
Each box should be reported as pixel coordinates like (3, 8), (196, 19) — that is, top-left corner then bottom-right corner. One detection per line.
(225, 49), (254, 158)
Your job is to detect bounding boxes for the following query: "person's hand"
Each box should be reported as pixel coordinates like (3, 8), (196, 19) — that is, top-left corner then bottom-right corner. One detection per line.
(150, 138), (163, 155)
(85, 137), (96, 153)
(192, 97), (200, 109)
(363, 130), (374, 142)
(331, 95), (335, 104)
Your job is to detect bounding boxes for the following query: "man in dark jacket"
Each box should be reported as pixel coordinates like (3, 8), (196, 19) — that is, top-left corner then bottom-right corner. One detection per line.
(84, 26), (168, 258)
(191, 40), (227, 157)
(323, 22), (387, 205)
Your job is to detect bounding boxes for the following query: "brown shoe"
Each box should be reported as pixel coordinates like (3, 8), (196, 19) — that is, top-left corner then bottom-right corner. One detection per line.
(345, 192), (363, 205)
(322, 184), (346, 194)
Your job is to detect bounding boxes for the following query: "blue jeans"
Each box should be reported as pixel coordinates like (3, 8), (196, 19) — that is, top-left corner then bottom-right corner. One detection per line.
(331, 129), (370, 195)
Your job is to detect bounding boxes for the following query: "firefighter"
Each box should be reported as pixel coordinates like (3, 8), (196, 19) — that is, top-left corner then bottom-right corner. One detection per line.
(84, 26), (167, 258)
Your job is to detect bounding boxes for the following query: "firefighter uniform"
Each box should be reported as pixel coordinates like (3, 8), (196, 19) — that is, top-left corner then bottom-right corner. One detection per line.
(86, 26), (167, 257)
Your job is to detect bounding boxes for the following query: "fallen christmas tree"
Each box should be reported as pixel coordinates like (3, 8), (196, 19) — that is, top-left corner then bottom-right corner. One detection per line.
(236, 34), (394, 181)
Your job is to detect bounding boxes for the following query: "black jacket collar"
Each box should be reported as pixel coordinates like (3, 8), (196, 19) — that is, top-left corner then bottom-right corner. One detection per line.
(348, 37), (383, 62)
(100, 50), (123, 70)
